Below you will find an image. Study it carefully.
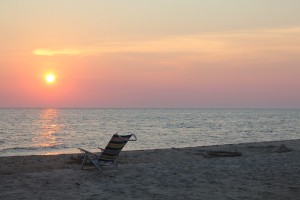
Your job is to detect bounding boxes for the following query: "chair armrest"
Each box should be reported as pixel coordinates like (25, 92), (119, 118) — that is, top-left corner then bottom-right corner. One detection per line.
(78, 148), (100, 156)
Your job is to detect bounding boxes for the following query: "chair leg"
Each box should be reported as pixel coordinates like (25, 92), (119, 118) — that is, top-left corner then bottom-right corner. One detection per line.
(91, 159), (103, 173)
(114, 162), (119, 170)
(81, 154), (87, 170)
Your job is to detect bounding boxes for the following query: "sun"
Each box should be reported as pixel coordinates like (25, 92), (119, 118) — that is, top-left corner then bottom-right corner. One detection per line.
(45, 73), (56, 84)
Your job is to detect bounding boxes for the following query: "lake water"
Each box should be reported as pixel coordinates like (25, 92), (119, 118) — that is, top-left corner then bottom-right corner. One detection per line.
(0, 108), (299, 156)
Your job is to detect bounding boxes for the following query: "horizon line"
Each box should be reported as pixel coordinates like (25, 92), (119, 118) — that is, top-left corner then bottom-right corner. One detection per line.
(0, 107), (299, 110)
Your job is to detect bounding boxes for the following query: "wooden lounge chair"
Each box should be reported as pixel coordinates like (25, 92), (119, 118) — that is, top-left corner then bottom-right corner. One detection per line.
(78, 133), (137, 172)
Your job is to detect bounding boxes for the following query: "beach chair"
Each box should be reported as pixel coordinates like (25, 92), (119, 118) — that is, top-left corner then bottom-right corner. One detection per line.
(78, 133), (137, 172)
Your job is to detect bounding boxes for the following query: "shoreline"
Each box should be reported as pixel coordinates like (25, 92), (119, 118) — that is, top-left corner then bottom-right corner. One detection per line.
(1, 139), (299, 199)
(1, 138), (300, 158)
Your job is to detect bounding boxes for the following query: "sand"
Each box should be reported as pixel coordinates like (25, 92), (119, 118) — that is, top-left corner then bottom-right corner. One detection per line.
(1, 140), (299, 200)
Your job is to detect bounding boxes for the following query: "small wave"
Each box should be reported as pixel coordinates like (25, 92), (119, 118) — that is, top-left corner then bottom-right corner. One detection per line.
(1, 145), (64, 152)
(176, 123), (195, 129)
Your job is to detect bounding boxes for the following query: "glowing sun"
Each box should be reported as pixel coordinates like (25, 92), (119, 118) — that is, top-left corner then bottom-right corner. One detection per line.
(45, 73), (56, 84)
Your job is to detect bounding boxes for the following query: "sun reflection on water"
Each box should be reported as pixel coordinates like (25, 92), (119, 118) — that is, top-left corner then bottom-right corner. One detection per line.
(32, 109), (62, 149)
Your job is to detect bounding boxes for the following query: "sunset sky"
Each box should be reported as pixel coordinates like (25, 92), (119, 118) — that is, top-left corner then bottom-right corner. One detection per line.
(1, 0), (300, 108)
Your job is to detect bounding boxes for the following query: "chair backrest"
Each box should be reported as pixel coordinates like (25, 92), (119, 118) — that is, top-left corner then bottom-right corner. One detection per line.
(100, 133), (136, 162)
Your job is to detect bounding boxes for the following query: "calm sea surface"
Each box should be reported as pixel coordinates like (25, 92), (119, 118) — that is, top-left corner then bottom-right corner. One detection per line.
(0, 108), (299, 156)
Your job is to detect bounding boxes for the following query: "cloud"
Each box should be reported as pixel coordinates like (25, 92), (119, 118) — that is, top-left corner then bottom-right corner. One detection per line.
(33, 26), (300, 60)
(33, 48), (82, 56)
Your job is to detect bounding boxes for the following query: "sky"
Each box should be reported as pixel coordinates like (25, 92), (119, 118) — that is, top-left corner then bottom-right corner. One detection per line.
(0, 0), (300, 108)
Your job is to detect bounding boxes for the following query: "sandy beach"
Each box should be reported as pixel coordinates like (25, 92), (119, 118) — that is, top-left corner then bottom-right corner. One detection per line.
(1, 139), (299, 200)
